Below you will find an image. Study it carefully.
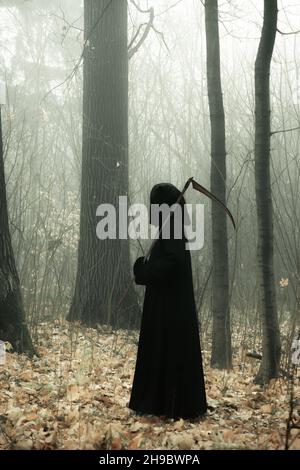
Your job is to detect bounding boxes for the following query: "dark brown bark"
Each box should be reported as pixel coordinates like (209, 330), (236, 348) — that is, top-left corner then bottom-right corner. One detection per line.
(205, 0), (232, 368)
(254, 0), (281, 384)
(0, 107), (36, 357)
(68, 0), (140, 329)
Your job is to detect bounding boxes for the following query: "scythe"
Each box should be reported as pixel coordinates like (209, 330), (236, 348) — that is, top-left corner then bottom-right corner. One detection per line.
(116, 177), (236, 309)
(144, 176), (236, 262)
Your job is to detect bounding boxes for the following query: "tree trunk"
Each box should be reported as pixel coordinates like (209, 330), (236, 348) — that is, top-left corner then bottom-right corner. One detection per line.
(205, 0), (232, 369)
(0, 107), (36, 357)
(254, 0), (281, 385)
(68, 0), (140, 329)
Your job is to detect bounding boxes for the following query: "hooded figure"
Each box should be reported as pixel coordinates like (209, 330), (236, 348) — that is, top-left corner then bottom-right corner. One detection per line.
(128, 183), (207, 420)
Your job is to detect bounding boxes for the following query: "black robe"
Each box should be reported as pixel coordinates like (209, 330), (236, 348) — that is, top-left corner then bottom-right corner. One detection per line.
(128, 184), (207, 420)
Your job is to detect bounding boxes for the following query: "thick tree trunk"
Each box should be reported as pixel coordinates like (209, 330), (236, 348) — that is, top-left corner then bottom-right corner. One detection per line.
(68, 0), (140, 329)
(205, 0), (232, 369)
(254, 0), (281, 385)
(0, 108), (36, 357)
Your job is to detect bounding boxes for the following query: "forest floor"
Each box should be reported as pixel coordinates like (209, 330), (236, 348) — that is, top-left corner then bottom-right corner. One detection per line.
(0, 321), (299, 450)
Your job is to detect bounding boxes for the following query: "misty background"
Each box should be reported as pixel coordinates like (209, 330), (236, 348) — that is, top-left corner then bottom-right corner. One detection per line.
(0, 0), (299, 356)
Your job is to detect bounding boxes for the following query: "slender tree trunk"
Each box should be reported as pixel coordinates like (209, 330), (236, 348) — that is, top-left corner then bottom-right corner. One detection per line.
(68, 0), (140, 329)
(0, 107), (36, 356)
(254, 0), (281, 384)
(204, 0), (232, 369)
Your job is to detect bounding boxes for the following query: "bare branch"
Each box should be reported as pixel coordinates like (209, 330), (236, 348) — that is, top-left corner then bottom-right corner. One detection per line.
(270, 126), (300, 136)
(129, 0), (151, 14)
(277, 28), (300, 35)
(41, 0), (113, 103)
(128, 6), (154, 60)
(156, 0), (185, 16)
(128, 22), (148, 50)
(151, 24), (170, 54)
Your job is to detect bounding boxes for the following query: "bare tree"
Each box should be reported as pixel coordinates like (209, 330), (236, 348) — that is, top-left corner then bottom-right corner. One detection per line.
(204, 0), (232, 368)
(68, 0), (140, 329)
(0, 103), (35, 356)
(254, 0), (281, 384)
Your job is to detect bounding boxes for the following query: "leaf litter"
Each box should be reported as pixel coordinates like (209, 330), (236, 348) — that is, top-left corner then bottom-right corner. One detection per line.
(0, 321), (299, 450)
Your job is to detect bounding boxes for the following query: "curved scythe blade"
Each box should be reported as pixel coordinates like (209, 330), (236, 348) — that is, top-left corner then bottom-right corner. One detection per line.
(191, 178), (236, 230)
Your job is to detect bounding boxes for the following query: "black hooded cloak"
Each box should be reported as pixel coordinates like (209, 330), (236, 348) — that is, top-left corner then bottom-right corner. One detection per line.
(128, 183), (207, 420)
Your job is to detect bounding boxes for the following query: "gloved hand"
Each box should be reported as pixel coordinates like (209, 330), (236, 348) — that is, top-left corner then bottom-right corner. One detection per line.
(133, 257), (147, 285)
(133, 256), (145, 275)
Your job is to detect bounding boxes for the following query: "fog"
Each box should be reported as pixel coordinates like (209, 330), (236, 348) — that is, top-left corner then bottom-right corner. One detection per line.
(0, 0), (299, 354)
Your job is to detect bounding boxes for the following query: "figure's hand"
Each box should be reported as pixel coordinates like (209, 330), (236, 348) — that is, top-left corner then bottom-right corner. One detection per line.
(133, 256), (145, 284)
(133, 256), (146, 278)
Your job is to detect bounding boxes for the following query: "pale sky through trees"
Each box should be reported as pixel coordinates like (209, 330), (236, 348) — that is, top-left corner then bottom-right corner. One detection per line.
(0, 1), (299, 101)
